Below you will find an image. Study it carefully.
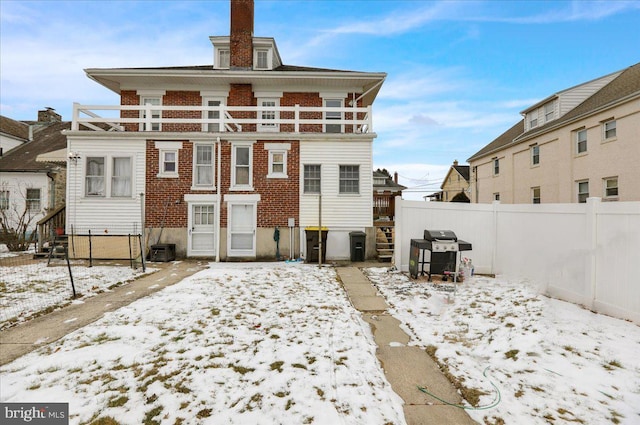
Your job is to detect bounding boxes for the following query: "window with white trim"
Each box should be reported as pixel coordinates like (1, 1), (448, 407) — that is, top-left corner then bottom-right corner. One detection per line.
(26, 188), (41, 213)
(193, 144), (214, 187)
(203, 98), (224, 132)
(304, 165), (321, 194)
(544, 103), (554, 122)
(324, 99), (343, 133)
(531, 144), (540, 166)
(140, 96), (161, 131)
(218, 49), (230, 69)
(111, 157), (132, 197)
(232, 143), (253, 189)
(493, 193), (500, 201)
(85, 155), (134, 198)
(577, 180), (589, 203)
(532, 187), (541, 204)
(603, 177), (618, 199)
(493, 158), (500, 175)
(160, 150), (177, 176)
(86, 157), (106, 196)
(0, 190), (9, 210)
(339, 165), (360, 194)
(255, 49), (269, 69)
(258, 98), (279, 131)
(268, 151), (287, 178)
(603, 119), (616, 140)
(576, 128), (587, 154)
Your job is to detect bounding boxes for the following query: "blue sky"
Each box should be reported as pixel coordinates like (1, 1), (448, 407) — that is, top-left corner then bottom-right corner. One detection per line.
(1, 0), (639, 199)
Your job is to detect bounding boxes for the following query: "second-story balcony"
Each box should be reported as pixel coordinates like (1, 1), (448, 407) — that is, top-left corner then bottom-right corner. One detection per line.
(71, 103), (373, 134)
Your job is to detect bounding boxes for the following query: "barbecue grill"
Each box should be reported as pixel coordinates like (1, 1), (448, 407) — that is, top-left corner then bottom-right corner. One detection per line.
(409, 230), (472, 280)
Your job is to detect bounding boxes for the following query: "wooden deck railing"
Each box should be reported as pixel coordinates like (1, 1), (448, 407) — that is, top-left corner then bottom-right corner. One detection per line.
(36, 205), (65, 254)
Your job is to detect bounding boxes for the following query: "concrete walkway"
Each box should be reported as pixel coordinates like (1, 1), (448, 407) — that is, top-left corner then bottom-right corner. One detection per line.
(0, 260), (207, 366)
(336, 266), (476, 425)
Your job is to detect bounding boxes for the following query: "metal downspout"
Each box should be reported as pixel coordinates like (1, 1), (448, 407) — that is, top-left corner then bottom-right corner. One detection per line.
(215, 136), (222, 262)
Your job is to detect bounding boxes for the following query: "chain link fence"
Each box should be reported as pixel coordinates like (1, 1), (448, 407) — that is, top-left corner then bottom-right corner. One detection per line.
(0, 235), (150, 330)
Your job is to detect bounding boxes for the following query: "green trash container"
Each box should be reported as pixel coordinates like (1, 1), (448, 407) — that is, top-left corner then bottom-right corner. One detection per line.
(349, 231), (366, 262)
(305, 227), (328, 263)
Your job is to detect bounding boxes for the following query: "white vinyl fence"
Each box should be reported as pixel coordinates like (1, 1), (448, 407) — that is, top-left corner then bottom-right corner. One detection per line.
(395, 197), (640, 324)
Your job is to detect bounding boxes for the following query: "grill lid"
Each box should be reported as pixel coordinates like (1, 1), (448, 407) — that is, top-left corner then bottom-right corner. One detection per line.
(423, 229), (457, 241)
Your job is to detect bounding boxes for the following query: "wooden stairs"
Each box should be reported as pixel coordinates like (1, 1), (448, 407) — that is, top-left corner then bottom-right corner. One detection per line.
(375, 223), (394, 262)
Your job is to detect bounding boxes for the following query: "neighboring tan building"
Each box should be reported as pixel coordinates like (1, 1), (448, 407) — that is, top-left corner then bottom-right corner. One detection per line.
(468, 63), (640, 204)
(439, 160), (470, 202)
(64, 0), (386, 261)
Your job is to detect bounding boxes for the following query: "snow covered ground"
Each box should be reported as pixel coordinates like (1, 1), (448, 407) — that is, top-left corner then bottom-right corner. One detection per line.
(365, 268), (640, 425)
(1, 263), (405, 425)
(0, 246), (154, 329)
(1, 261), (639, 425)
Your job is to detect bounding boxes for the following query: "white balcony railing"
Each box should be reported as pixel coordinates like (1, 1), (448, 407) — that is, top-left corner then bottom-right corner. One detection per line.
(71, 103), (373, 134)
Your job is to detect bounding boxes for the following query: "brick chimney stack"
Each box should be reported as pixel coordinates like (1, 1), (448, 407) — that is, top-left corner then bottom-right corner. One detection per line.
(230, 0), (254, 70)
(38, 107), (62, 123)
(394, 172), (398, 184)
(453, 160), (459, 166)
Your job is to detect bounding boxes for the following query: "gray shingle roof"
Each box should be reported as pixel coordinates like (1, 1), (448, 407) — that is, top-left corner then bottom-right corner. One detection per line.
(0, 115), (30, 141)
(0, 122), (70, 172)
(468, 62), (640, 162)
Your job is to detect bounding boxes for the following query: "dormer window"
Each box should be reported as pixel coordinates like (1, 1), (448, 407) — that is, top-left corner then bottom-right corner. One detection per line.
(544, 102), (555, 122)
(255, 49), (269, 69)
(218, 49), (230, 69)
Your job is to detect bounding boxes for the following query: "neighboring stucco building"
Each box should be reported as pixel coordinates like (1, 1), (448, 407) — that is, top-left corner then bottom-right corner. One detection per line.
(468, 63), (640, 204)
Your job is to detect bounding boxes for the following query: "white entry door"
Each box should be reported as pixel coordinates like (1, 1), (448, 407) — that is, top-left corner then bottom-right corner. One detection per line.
(188, 203), (216, 257)
(228, 202), (256, 257)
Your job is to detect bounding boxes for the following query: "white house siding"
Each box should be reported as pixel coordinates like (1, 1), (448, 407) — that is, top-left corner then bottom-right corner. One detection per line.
(0, 134), (26, 155)
(299, 139), (373, 260)
(66, 136), (146, 234)
(557, 71), (623, 116)
(0, 171), (49, 231)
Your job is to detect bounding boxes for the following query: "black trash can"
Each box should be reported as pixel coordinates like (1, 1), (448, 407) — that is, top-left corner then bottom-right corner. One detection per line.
(349, 231), (366, 262)
(305, 227), (328, 263)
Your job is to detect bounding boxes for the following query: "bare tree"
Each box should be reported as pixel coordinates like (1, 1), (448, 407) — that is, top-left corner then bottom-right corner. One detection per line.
(0, 181), (42, 251)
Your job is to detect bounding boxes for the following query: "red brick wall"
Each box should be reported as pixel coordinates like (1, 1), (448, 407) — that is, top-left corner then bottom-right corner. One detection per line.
(145, 138), (299, 229)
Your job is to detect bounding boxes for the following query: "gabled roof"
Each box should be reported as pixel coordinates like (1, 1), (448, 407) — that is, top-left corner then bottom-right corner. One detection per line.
(0, 115), (30, 141)
(373, 171), (407, 191)
(440, 163), (470, 190)
(0, 121), (70, 172)
(468, 62), (640, 162)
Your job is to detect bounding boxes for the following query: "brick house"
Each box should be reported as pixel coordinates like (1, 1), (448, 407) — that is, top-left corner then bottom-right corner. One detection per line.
(64, 0), (386, 261)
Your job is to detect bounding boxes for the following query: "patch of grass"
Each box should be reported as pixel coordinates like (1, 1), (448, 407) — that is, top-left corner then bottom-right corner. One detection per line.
(292, 363), (307, 370)
(514, 390), (524, 398)
(143, 406), (163, 425)
(504, 349), (519, 361)
(335, 356), (348, 366)
(274, 391), (289, 398)
(315, 387), (325, 399)
(107, 395), (128, 408)
(196, 408), (212, 418)
(270, 361), (284, 373)
(230, 364), (255, 375)
(89, 417), (121, 425)
(604, 360), (623, 370)
(285, 399), (295, 410)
